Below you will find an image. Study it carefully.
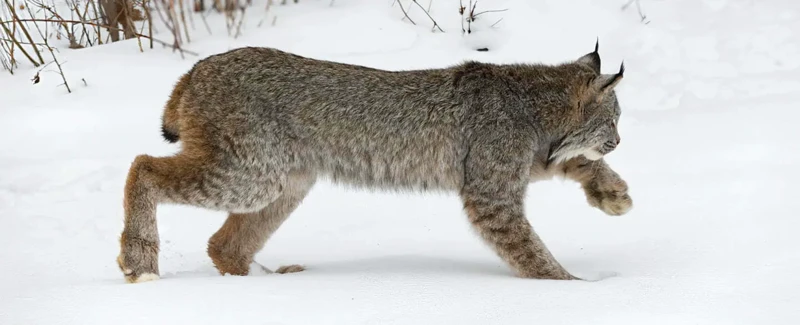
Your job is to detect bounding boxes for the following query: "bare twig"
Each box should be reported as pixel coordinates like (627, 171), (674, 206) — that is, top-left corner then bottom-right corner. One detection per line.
(256, 0), (271, 28)
(81, 0), (95, 45)
(69, 0), (93, 47)
(3, 0), (45, 64)
(168, 0), (183, 45)
(394, 0), (415, 25)
(143, 0), (153, 48)
(459, 0), (465, 33)
(0, 34), (15, 73)
(621, 0), (650, 24)
(0, 20), (39, 67)
(177, 0), (190, 42)
(472, 8), (508, 19)
(0, 37), (48, 46)
(121, 0), (143, 51)
(410, 0), (443, 32)
(26, 5), (70, 93)
(1, 18), (199, 56)
(150, 0), (190, 58)
(490, 17), (503, 28)
(185, 0), (196, 30)
(29, 0), (82, 48)
(461, 0), (506, 34)
(6, 4), (15, 62)
(199, 8), (212, 34)
(233, 6), (246, 39)
(88, 0), (104, 44)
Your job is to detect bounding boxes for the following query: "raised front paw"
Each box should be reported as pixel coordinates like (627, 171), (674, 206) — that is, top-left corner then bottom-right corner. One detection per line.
(585, 178), (633, 216)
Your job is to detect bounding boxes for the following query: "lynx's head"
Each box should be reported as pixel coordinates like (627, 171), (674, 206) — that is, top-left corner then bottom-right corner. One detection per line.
(550, 41), (625, 163)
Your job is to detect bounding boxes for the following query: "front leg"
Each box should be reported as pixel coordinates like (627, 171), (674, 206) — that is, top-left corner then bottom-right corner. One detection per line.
(562, 157), (633, 216)
(461, 144), (577, 280)
(461, 189), (578, 280)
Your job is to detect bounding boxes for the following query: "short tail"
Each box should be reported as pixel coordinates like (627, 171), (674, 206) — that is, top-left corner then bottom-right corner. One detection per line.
(161, 72), (191, 143)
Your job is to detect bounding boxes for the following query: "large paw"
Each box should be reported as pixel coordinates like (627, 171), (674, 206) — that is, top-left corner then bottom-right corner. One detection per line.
(518, 268), (581, 281)
(585, 178), (633, 216)
(117, 235), (160, 283)
(516, 262), (582, 281)
(207, 242), (251, 276)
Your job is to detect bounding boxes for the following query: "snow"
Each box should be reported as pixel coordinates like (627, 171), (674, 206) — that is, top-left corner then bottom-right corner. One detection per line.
(1, 0), (799, 323)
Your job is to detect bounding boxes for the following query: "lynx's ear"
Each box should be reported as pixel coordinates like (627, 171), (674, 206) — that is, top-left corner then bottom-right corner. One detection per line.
(576, 39), (601, 73)
(584, 61), (624, 103)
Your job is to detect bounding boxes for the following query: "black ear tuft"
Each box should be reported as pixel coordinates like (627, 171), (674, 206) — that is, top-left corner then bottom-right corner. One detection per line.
(584, 60), (625, 104)
(594, 37), (599, 54)
(598, 61), (625, 92)
(577, 39), (601, 73)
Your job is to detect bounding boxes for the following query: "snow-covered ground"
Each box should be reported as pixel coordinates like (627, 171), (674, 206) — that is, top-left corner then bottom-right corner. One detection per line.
(1, 0), (799, 323)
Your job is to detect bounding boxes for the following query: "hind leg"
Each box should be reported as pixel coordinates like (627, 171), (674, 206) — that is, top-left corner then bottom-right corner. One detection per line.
(117, 154), (285, 283)
(207, 169), (316, 276)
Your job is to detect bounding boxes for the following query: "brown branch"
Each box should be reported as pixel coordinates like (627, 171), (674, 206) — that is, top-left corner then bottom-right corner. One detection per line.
(88, 0), (104, 44)
(199, 8), (212, 34)
(121, 0), (143, 51)
(69, 0), (93, 47)
(0, 21), (39, 67)
(28, 0), (80, 48)
(3, 0), (45, 64)
(78, 1), (94, 47)
(168, 0), (183, 44)
(1, 18), (199, 56)
(459, 0), (464, 33)
(0, 33), (16, 73)
(26, 5), (70, 93)
(152, 0), (175, 32)
(466, 0), (476, 34)
(177, 0), (191, 42)
(153, 0), (185, 58)
(143, 0), (153, 48)
(8, 4), (15, 61)
(0, 37), (48, 46)
(186, 0), (196, 30)
(164, 0), (184, 57)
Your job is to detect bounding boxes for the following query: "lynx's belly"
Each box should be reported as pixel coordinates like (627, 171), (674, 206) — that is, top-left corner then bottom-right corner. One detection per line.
(294, 127), (466, 192)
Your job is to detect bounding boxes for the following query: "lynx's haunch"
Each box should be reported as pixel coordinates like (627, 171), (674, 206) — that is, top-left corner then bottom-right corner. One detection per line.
(117, 41), (633, 283)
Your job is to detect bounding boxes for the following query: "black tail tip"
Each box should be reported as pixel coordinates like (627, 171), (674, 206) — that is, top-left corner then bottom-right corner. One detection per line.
(161, 125), (179, 143)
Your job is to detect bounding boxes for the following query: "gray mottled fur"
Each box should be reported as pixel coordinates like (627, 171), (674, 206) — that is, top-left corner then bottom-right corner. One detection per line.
(117, 43), (633, 283)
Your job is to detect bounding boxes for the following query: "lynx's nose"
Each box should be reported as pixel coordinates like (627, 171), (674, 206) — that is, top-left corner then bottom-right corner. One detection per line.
(615, 133), (621, 145)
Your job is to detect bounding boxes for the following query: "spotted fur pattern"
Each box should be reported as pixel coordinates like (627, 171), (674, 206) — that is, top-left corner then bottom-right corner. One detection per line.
(117, 43), (633, 283)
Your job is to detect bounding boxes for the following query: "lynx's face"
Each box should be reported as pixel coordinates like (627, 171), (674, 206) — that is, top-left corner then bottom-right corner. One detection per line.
(549, 44), (625, 164)
(578, 92), (622, 161)
(549, 92), (622, 163)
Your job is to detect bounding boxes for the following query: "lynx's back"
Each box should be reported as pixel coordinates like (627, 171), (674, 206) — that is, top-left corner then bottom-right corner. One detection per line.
(181, 47), (469, 192)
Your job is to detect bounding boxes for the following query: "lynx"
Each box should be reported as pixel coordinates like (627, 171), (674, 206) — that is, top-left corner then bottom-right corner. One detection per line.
(117, 41), (632, 283)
